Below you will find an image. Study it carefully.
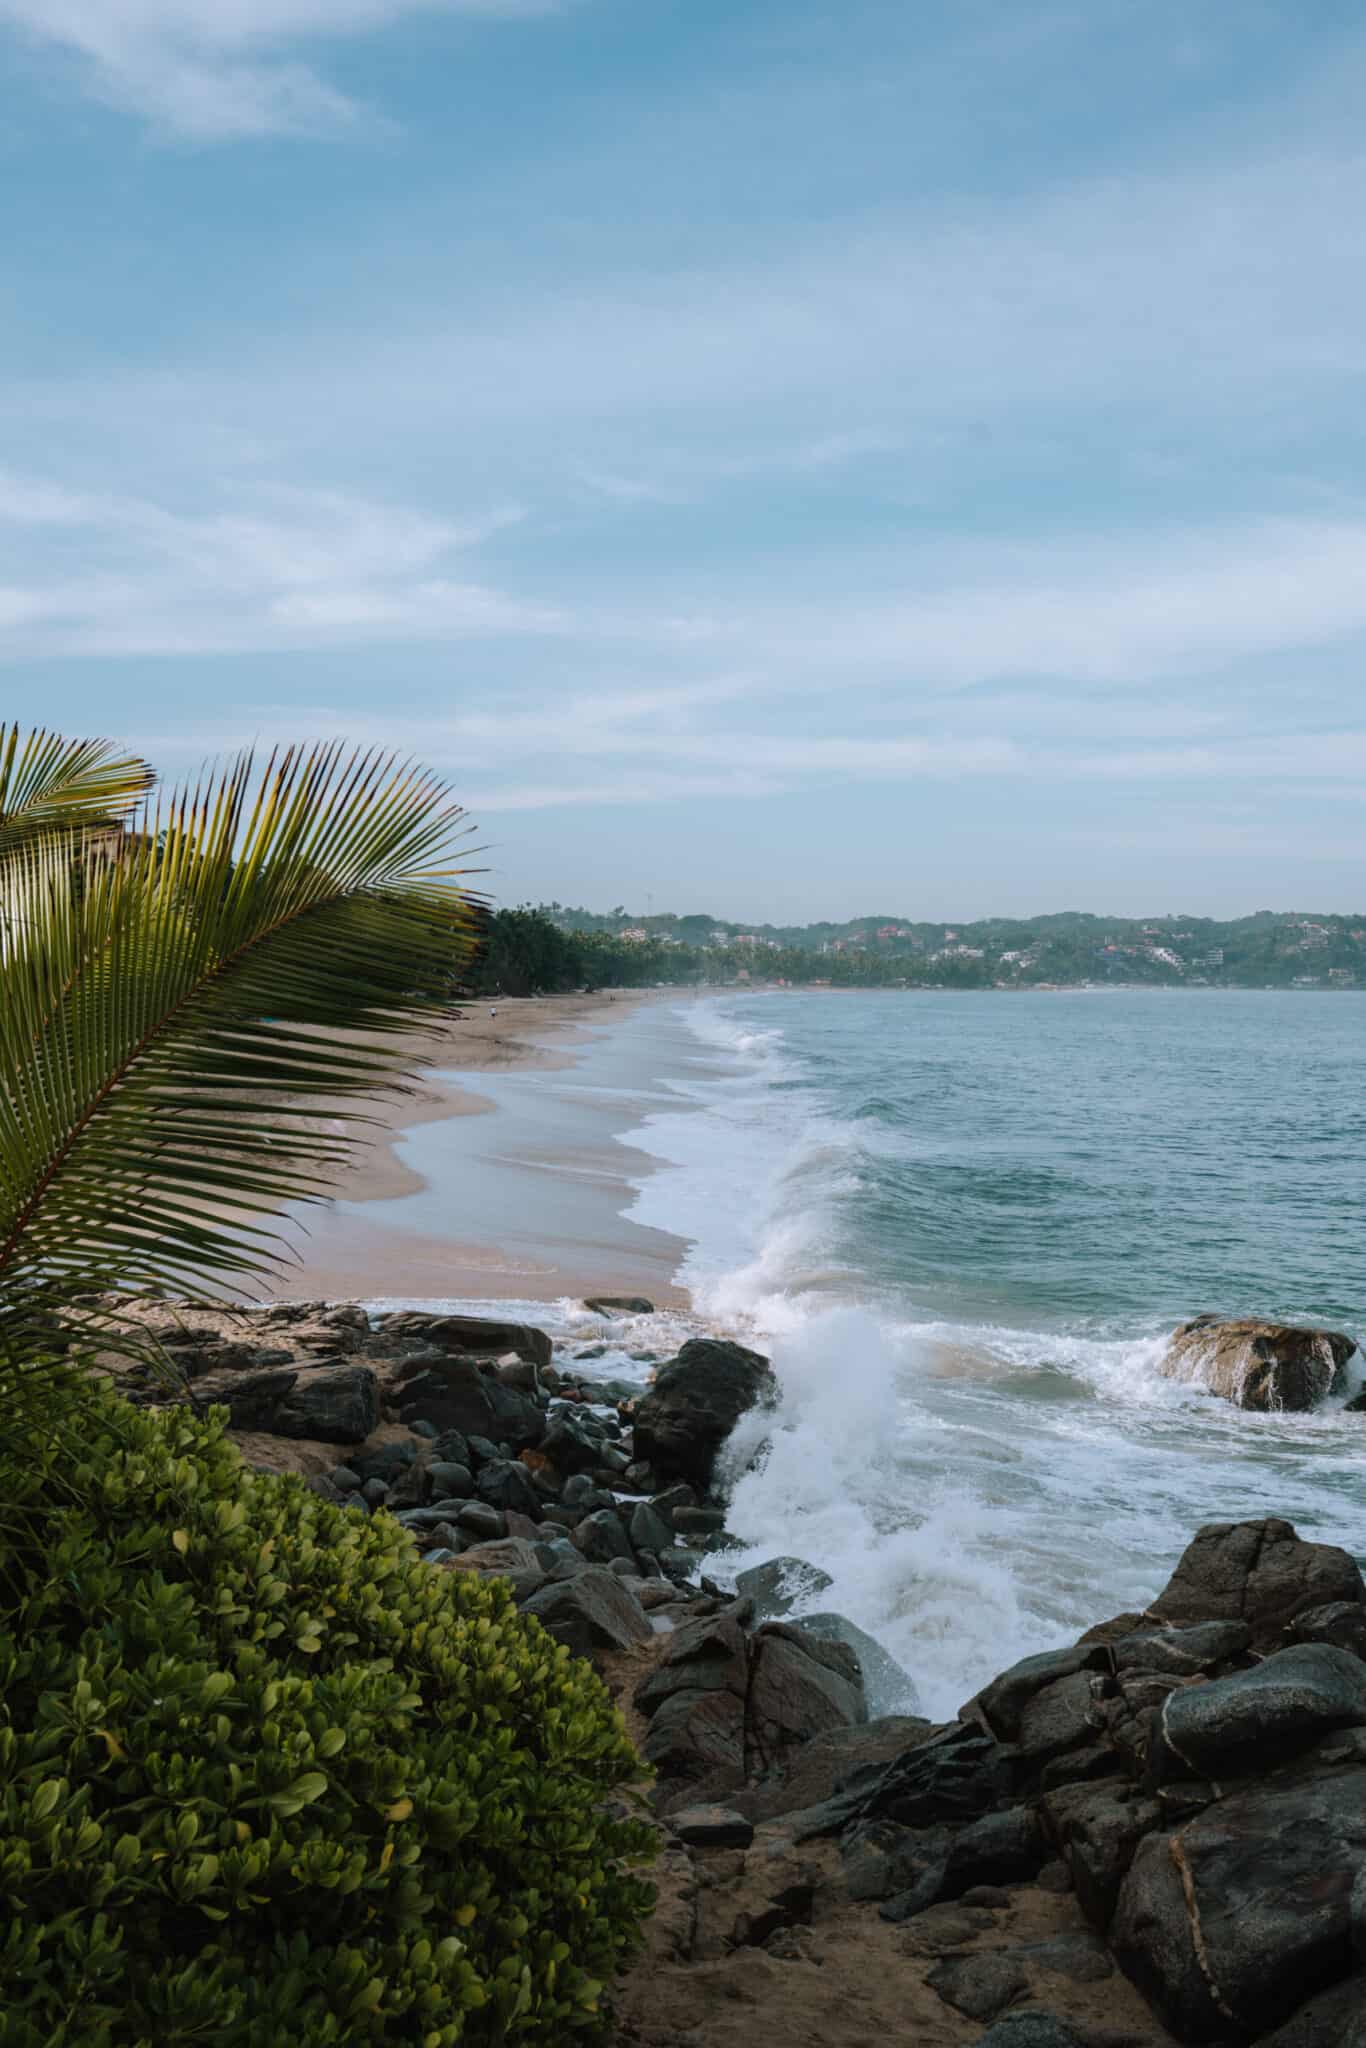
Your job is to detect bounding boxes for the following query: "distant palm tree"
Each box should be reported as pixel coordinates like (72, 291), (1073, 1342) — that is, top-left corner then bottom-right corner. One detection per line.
(0, 727), (481, 1419)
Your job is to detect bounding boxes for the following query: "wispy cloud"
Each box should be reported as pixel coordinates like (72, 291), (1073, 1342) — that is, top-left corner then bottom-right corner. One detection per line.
(0, 0), (559, 139)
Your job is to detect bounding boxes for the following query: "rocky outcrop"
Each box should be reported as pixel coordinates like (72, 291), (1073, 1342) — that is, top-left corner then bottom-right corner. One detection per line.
(371, 1311), (553, 1369)
(631, 1337), (774, 1490)
(1162, 1316), (1358, 1411)
(1143, 1516), (1366, 1648)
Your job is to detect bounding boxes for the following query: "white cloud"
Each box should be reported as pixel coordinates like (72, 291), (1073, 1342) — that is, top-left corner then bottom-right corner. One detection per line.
(0, 0), (558, 139)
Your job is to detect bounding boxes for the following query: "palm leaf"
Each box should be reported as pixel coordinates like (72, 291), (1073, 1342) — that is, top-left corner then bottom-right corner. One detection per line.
(0, 740), (484, 1412)
(0, 724), (154, 859)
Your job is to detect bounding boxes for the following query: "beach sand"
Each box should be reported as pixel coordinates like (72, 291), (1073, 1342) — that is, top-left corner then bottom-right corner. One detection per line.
(250, 990), (696, 1308)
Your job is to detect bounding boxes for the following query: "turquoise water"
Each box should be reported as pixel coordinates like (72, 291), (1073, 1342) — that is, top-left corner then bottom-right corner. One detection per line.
(616, 990), (1366, 1716)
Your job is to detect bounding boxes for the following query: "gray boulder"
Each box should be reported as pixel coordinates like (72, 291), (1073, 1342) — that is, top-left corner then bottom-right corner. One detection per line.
(788, 1610), (918, 1716)
(1147, 1517), (1366, 1650)
(540, 1411), (606, 1476)
(475, 1458), (542, 1519)
(205, 1361), (380, 1443)
(447, 1538), (546, 1602)
(970, 1643), (1111, 1743)
(1111, 1764), (1366, 2040)
(927, 1952), (1029, 2022)
(734, 1555), (834, 1619)
(571, 1507), (635, 1567)
(636, 1606), (750, 1712)
(746, 1622), (866, 1772)
(378, 1311), (552, 1368)
(389, 1356), (544, 1450)
(520, 1567), (652, 1655)
(1112, 1619), (1252, 1676)
(583, 1295), (654, 1315)
(1259, 1976), (1366, 2048)
(1156, 1642), (1366, 1778)
(1291, 1602), (1366, 1663)
(1161, 1317), (1357, 1411)
(631, 1337), (774, 1490)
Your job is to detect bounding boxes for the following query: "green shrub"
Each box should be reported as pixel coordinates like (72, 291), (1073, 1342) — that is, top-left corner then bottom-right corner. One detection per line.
(0, 1389), (654, 2047)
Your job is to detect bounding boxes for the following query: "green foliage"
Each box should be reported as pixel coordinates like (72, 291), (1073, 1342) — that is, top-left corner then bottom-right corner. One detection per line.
(0, 732), (482, 1415)
(0, 1389), (654, 2047)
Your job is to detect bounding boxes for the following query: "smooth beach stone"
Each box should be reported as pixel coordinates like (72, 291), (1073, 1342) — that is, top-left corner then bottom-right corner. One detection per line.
(583, 1296), (655, 1315)
(475, 1458), (542, 1519)
(410, 1418), (438, 1440)
(430, 1429), (472, 1468)
(1156, 1642), (1366, 1777)
(360, 1477), (389, 1506)
(425, 1460), (474, 1500)
(455, 1501), (505, 1541)
(329, 1465), (362, 1493)
(649, 1482), (699, 1525)
(542, 1414), (606, 1476)
(926, 1951), (1029, 2022)
(672, 1506), (728, 1537)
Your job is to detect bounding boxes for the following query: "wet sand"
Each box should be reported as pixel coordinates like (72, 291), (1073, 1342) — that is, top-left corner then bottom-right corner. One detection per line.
(252, 990), (696, 1307)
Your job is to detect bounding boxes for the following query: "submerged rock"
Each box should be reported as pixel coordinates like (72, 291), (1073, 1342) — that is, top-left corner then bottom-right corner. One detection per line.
(1161, 1316), (1358, 1411)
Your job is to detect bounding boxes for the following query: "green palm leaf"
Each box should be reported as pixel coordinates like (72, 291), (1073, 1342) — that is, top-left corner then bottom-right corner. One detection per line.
(0, 737), (483, 1412)
(0, 724), (154, 857)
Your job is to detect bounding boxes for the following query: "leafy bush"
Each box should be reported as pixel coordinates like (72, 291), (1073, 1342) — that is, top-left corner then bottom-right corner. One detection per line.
(0, 1389), (654, 2047)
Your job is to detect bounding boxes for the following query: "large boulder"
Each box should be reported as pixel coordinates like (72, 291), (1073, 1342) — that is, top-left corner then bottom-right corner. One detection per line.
(746, 1622), (866, 1772)
(1146, 1518), (1366, 1650)
(1162, 1317), (1357, 1411)
(389, 1355), (544, 1450)
(1111, 1766), (1366, 2040)
(1155, 1643), (1366, 1779)
(519, 1567), (652, 1655)
(203, 1362), (380, 1443)
(630, 1337), (774, 1490)
(377, 1312), (552, 1370)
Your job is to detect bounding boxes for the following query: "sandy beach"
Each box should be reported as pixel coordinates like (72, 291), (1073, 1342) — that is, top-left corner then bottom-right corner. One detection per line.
(253, 989), (697, 1308)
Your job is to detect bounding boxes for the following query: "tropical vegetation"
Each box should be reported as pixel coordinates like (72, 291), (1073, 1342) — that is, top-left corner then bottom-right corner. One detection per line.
(0, 729), (653, 2044)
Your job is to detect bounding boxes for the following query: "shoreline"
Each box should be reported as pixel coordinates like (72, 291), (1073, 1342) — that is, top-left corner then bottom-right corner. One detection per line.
(252, 988), (699, 1309)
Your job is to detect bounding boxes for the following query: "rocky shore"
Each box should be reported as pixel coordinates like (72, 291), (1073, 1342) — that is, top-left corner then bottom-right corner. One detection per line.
(105, 1299), (1366, 2048)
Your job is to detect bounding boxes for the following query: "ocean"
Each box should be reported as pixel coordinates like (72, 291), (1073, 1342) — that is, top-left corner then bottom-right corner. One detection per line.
(369, 988), (1366, 1722)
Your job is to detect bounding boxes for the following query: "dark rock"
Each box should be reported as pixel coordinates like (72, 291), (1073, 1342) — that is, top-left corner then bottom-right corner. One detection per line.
(1258, 1974), (1366, 2048)
(898, 1901), (996, 1946)
(465, 1434), (501, 1468)
(410, 1418), (438, 1440)
(960, 1885), (1011, 1908)
(643, 1688), (747, 1788)
(1149, 1518), (1366, 1650)
(1041, 1782), (1162, 1930)
(731, 1877), (818, 1949)
(927, 1952), (1029, 2022)
(541, 1412), (606, 1476)
(972, 1644), (1112, 1743)
(449, 1537), (546, 1602)
(1034, 1859), (1074, 1895)
(1161, 1316), (1358, 1411)
(637, 1607), (750, 1712)
(426, 1459), (474, 1500)
(734, 1555), (836, 1618)
(672, 1506), (728, 1538)
(583, 1295), (654, 1315)
(1016, 1933), (1114, 1983)
(789, 1614), (916, 1717)
(746, 1623), (866, 1772)
(1111, 1764), (1366, 2040)
(571, 1507), (636, 1567)
(431, 1429), (472, 1468)
(269, 1362), (380, 1442)
(330, 1465), (362, 1493)
(943, 1806), (1046, 1895)
(378, 1311), (552, 1368)
(1112, 1619), (1252, 1676)
(360, 1476), (389, 1506)
(629, 1502), (675, 1555)
(668, 1804), (754, 1849)
(520, 1566), (652, 1654)
(1155, 1643), (1366, 1778)
(455, 1501), (504, 1541)
(864, 1722), (1016, 1831)
(1039, 1743), (1124, 1794)
(495, 1356), (541, 1393)
(475, 1458), (543, 1520)
(842, 1821), (943, 1902)
(969, 2015), (1087, 2048)
(631, 1336), (774, 1490)
(390, 1356), (544, 1451)
(650, 1482), (699, 1525)
(1291, 1601), (1366, 1662)
(1017, 1671), (1105, 1767)
(738, 1714), (933, 1825)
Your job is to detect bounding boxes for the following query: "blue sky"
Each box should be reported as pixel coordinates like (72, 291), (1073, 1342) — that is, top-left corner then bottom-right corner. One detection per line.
(3, 0), (1366, 919)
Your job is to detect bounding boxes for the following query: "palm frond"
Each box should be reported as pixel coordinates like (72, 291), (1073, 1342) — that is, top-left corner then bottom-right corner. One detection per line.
(0, 741), (484, 1408)
(0, 725), (155, 859)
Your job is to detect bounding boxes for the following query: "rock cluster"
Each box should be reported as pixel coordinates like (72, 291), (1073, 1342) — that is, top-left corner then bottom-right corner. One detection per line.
(106, 1297), (1366, 2045)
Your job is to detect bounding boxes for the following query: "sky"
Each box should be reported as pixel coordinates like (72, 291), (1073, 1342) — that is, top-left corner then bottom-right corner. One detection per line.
(3, 0), (1366, 920)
